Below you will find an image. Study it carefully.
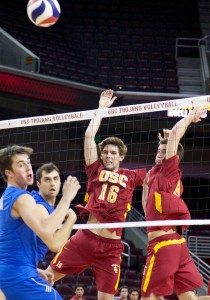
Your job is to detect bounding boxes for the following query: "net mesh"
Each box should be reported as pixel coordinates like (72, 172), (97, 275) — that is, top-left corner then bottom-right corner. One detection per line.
(0, 95), (210, 227)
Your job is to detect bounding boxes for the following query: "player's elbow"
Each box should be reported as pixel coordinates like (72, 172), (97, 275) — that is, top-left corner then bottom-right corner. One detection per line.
(48, 242), (62, 253)
(42, 236), (61, 253)
(44, 233), (67, 253)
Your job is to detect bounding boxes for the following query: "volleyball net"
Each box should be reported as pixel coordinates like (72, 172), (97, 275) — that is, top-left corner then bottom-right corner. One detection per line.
(0, 94), (210, 230)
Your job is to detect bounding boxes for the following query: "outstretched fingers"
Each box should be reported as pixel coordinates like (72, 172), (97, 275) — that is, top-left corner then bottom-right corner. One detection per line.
(190, 106), (207, 123)
(99, 89), (117, 108)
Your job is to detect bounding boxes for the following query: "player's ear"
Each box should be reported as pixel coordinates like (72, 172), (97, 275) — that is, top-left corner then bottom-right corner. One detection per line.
(119, 155), (125, 162)
(36, 180), (41, 187)
(5, 169), (12, 178)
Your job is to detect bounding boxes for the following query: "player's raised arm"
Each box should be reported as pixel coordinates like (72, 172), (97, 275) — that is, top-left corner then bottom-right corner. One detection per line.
(166, 106), (207, 160)
(15, 176), (80, 252)
(84, 89), (117, 166)
(142, 171), (150, 215)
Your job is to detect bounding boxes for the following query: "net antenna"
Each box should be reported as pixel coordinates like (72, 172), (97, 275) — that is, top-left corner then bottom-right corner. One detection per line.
(0, 94), (209, 230)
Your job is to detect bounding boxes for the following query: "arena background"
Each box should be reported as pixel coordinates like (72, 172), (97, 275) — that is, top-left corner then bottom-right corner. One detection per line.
(0, 0), (210, 215)
(0, 0), (210, 216)
(0, 0), (210, 297)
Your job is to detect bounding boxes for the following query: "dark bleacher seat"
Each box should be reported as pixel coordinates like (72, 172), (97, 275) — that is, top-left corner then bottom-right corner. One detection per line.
(62, 275), (77, 285)
(56, 284), (75, 297)
(131, 248), (143, 256)
(63, 295), (74, 300)
(120, 278), (140, 288)
(124, 270), (138, 280)
(121, 261), (129, 270)
(151, 83), (165, 93)
(77, 275), (93, 286)
(83, 267), (94, 277)
(0, 0), (201, 92)
(86, 286), (97, 297)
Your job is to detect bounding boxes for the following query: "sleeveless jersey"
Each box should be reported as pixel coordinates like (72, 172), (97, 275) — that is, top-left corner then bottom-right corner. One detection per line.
(0, 186), (37, 288)
(31, 190), (54, 263)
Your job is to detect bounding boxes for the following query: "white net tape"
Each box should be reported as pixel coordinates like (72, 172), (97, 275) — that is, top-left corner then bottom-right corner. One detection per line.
(73, 219), (210, 230)
(0, 94), (209, 129)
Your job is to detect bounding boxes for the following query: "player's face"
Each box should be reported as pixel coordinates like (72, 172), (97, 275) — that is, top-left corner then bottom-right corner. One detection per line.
(75, 287), (84, 298)
(129, 292), (139, 300)
(37, 170), (61, 200)
(155, 144), (167, 165)
(100, 144), (124, 172)
(120, 288), (129, 299)
(6, 154), (34, 189)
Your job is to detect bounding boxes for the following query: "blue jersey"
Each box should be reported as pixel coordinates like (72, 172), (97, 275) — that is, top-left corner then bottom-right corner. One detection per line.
(31, 190), (54, 263)
(0, 186), (38, 288)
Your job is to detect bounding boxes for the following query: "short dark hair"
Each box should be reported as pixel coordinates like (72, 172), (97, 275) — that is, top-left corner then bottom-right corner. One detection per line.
(0, 145), (33, 181)
(129, 288), (139, 294)
(99, 137), (127, 156)
(36, 162), (60, 182)
(159, 138), (184, 162)
(74, 284), (85, 291)
(119, 285), (129, 292)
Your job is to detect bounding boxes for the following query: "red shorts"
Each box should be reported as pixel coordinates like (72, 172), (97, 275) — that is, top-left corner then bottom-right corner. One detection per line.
(141, 233), (204, 297)
(51, 229), (124, 294)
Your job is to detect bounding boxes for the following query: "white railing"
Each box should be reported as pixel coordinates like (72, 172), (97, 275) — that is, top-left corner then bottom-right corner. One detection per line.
(190, 251), (210, 287)
(122, 241), (131, 267)
(188, 236), (210, 258)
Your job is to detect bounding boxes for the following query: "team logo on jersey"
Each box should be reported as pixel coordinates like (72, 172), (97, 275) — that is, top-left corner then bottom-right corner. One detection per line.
(99, 170), (128, 187)
(45, 286), (52, 292)
(0, 197), (3, 210)
(112, 264), (120, 273)
(56, 261), (63, 269)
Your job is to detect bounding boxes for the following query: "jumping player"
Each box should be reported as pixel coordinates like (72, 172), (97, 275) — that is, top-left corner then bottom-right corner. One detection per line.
(141, 107), (209, 300)
(47, 89), (146, 300)
(0, 145), (80, 300)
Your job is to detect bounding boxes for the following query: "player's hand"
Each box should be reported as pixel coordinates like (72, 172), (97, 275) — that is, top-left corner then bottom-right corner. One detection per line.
(99, 89), (117, 109)
(188, 106), (207, 123)
(37, 268), (54, 286)
(158, 129), (171, 141)
(62, 176), (81, 204)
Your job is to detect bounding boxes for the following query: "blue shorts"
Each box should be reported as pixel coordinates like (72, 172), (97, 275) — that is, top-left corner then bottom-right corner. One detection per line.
(2, 274), (62, 300)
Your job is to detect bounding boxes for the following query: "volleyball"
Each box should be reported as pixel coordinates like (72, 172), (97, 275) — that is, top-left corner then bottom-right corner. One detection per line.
(27, 0), (61, 27)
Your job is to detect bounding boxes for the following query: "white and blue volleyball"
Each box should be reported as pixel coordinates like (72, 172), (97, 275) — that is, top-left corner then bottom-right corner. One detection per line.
(27, 0), (61, 27)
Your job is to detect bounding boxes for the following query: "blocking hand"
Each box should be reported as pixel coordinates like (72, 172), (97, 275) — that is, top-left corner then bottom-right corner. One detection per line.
(99, 89), (117, 109)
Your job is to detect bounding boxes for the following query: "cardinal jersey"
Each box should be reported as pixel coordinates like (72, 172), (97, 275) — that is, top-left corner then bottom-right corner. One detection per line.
(77, 160), (146, 236)
(145, 155), (190, 233)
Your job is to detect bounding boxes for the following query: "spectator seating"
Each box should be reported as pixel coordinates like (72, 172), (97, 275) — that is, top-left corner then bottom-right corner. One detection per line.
(0, 0), (202, 93)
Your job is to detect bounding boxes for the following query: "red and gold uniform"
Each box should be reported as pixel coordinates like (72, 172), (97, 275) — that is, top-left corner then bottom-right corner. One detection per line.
(141, 155), (204, 297)
(78, 160), (146, 236)
(51, 160), (146, 294)
(146, 155), (190, 234)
